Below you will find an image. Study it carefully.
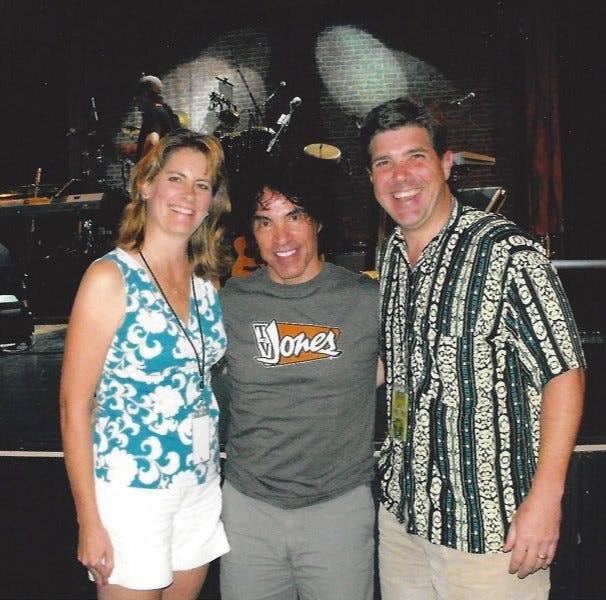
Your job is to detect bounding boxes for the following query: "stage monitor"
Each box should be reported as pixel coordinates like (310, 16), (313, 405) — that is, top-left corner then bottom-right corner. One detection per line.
(456, 186), (507, 213)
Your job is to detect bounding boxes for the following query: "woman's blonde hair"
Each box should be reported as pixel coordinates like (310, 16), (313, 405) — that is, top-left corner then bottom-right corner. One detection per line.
(117, 128), (233, 279)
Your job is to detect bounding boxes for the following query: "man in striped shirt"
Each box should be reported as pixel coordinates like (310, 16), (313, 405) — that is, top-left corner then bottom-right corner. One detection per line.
(359, 96), (586, 600)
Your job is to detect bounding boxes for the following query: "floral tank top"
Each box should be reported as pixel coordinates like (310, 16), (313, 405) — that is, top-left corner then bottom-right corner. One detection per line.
(93, 248), (226, 489)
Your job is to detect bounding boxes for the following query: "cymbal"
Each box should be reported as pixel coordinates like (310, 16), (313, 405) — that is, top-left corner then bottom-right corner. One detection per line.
(175, 110), (192, 129)
(122, 125), (140, 138)
(304, 143), (341, 162)
(0, 184), (60, 199)
(219, 130), (242, 140)
(218, 108), (240, 126)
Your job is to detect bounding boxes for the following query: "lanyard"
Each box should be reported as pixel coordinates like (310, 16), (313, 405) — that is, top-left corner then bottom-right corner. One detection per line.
(138, 250), (205, 390)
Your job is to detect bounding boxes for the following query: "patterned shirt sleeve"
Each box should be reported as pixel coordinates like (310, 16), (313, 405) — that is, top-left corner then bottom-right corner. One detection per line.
(505, 249), (586, 387)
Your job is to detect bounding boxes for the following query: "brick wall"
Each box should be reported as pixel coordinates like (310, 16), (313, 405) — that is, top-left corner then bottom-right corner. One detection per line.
(75, 2), (523, 252)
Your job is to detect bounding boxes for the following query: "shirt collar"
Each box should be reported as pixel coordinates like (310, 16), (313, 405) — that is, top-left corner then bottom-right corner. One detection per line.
(391, 195), (462, 271)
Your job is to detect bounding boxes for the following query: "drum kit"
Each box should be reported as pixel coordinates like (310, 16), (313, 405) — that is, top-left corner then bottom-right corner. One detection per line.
(82, 69), (348, 261)
(116, 65), (347, 185)
(206, 72), (347, 177)
(206, 75), (282, 176)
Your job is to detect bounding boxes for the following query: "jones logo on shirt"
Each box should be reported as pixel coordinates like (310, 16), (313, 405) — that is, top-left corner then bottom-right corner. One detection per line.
(251, 320), (342, 366)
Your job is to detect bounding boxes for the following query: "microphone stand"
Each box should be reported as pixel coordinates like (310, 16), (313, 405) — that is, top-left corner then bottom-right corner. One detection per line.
(233, 59), (264, 124)
(266, 108), (293, 153)
(51, 178), (79, 203)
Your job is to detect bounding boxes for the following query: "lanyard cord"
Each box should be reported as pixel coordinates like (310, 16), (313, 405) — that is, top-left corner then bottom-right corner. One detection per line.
(138, 250), (205, 390)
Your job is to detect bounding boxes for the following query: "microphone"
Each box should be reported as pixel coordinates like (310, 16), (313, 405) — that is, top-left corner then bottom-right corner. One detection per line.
(51, 178), (80, 203)
(91, 97), (99, 122)
(449, 92), (476, 105)
(265, 81), (287, 104)
(268, 97), (302, 151)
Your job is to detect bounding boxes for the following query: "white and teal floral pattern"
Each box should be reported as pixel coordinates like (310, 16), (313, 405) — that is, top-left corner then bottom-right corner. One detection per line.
(93, 248), (226, 489)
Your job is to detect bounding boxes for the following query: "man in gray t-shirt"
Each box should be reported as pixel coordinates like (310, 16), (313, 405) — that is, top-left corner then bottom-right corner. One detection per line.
(219, 157), (382, 600)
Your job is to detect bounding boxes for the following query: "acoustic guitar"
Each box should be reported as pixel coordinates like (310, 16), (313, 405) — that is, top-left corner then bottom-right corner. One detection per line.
(231, 235), (263, 277)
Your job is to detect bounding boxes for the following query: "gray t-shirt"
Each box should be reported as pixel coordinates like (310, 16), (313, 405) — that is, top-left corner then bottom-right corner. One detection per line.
(219, 262), (380, 509)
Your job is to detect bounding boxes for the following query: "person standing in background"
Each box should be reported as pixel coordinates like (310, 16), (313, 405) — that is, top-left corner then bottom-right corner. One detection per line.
(134, 75), (180, 162)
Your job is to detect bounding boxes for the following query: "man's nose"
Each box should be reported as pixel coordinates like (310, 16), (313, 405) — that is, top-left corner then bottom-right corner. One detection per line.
(273, 223), (292, 244)
(393, 160), (410, 179)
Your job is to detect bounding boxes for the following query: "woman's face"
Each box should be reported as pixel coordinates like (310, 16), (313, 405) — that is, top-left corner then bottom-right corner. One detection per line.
(141, 147), (213, 240)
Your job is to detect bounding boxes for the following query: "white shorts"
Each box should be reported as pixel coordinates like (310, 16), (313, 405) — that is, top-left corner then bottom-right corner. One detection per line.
(92, 476), (230, 590)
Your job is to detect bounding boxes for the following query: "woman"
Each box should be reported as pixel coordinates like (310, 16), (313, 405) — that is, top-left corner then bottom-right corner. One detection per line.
(60, 129), (233, 599)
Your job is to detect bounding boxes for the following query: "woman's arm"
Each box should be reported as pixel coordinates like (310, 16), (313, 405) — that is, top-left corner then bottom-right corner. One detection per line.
(59, 259), (125, 586)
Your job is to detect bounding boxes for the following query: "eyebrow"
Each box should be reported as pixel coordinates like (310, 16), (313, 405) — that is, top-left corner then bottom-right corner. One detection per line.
(252, 214), (272, 225)
(371, 146), (429, 162)
(166, 169), (211, 182)
(252, 207), (308, 222)
(253, 208), (307, 218)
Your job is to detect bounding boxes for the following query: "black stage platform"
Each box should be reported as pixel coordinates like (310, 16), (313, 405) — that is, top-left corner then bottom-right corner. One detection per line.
(1, 325), (605, 599)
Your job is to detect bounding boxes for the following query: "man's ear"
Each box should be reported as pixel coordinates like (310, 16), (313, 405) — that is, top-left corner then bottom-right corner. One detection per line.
(442, 150), (454, 181)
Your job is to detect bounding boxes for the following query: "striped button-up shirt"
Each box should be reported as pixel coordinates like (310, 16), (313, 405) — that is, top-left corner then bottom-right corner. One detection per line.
(378, 199), (585, 553)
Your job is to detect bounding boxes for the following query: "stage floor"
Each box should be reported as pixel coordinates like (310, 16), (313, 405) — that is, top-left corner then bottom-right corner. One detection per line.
(2, 326), (603, 599)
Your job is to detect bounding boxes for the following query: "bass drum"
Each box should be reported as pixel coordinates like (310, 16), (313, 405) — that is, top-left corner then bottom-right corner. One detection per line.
(220, 127), (276, 175)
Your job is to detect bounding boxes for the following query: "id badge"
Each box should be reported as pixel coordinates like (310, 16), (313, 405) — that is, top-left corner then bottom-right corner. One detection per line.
(192, 410), (210, 464)
(391, 386), (409, 442)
